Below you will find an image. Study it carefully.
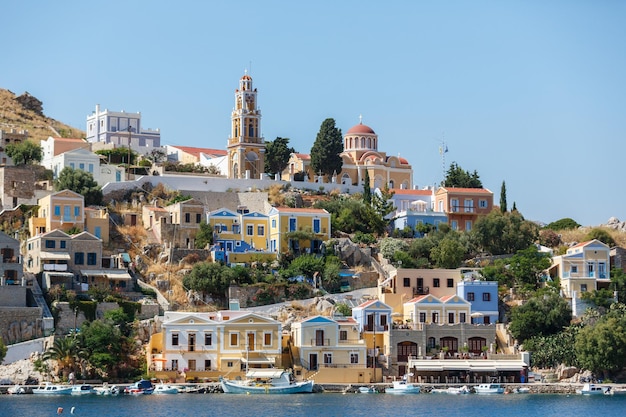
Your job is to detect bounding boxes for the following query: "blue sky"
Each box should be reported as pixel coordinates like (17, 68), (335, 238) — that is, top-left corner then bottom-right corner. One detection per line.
(3, 1), (625, 226)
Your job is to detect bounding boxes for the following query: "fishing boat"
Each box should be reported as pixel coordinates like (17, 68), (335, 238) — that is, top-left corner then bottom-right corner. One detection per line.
(474, 383), (505, 394)
(577, 383), (610, 395)
(71, 384), (96, 395)
(32, 382), (73, 395)
(384, 379), (421, 394)
(153, 382), (180, 394)
(220, 369), (314, 394)
(124, 379), (154, 395)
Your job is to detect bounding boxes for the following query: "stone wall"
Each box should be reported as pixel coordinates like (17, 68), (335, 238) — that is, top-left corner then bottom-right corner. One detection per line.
(0, 286), (27, 307)
(0, 306), (44, 344)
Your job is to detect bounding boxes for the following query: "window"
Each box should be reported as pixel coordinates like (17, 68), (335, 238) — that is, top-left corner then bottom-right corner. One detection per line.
(467, 292), (475, 301)
(323, 353), (332, 365)
(482, 293), (491, 301)
(433, 278), (440, 288)
(45, 240), (55, 249)
(350, 353), (359, 364)
(451, 220), (458, 230)
(464, 199), (474, 213)
(460, 313), (466, 323)
(403, 277), (410, 287)
(54, 205), (61, 216)
(289, 218), (297, 232)
(432, 312), (439, 323)
(247, 225), (254, 235)
(447, 278), (454, 288)
(479, 199), (488, 208)
(419, 312), (426, 323)
(74, 206), (80, 217)
(448, 312), (455, 324)
(171, 359), (178, 370)
(580, 284), (588, 292)
(227, 361), (234, 368)
(94, 226), (101, 239)
(185, 213), (190, 223)
(205, 333), (212, 346)
(172, 333), (179, 346)
(599, 262), (607, 278)
(257, 225), (265, 236)
(196, 213), (201, 223)
(264, 333), (272, 346)
(230, 333), (238, 346)
(571, 265), (578, 274)
(427, 337), (436, 349)
(313, 218), (321, 233)
(465, 220), (472, 231)
(484, 316), (491, 325)
(339, 330), (348, 341)
(87, 253), (97, 265)
(188, 359), (196, 371)
(587, 262), (595, 277)
(204, 360), (211, 371)
(60, 241), (66, 249)
(70, 162), (75, 169)
(451, 199), (459, 212)
(79, 163), (85, 170)
(88, 163), (94, 173)
(75, 252), (84, 265)
(271, 219), (276, 228)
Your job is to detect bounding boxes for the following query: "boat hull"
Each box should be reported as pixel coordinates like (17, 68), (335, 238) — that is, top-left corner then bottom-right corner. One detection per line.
(220, 379), (314, 394)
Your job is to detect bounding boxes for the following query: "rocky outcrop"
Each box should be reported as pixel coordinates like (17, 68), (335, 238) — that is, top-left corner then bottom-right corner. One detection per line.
(334, 238), (372, 267)
(604, 217), (626, 232)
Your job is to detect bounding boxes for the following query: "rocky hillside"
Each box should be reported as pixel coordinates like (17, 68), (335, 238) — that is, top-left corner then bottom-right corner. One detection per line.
(0, 88), (83, 142)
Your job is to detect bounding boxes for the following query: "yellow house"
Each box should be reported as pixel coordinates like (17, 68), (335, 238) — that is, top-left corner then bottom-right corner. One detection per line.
(29, 190), (85, 236)
(241, 211), (269, 250)
(268, 207), (331, 254)
(84, 207), (109, 243)
(147, 310), (282, 382)
(290, 316), (370, 383)
(208, 208), (242, 252)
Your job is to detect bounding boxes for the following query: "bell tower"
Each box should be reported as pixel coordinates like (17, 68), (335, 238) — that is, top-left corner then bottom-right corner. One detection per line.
(227, 71), (265, 179)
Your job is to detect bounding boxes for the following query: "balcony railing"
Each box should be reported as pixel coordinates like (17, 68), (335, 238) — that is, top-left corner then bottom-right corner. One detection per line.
(310, 338), (330, 346)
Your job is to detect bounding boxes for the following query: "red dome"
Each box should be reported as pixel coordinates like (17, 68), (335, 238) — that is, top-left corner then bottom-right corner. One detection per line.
(346, 123), (375, 135)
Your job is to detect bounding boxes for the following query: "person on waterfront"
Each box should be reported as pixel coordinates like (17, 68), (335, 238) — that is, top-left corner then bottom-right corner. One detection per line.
(68, 372), (76, 385)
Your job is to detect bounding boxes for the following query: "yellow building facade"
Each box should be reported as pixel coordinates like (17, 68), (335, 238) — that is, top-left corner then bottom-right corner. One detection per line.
(268, 207), (331, 254)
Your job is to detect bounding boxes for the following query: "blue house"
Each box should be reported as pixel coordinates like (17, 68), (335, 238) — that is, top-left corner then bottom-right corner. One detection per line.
(456, 279), (498, 324)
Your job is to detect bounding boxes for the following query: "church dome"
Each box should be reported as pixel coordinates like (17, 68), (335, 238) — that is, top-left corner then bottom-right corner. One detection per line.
(346, 123), (375, 135)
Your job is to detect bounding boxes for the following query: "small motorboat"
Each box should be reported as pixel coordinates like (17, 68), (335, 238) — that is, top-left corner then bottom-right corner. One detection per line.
(358, 386), (377, 394)
(124, 379), (154, 395)
(385, 380), (421, 394)
(94, 383), (120, 396)
(474, 383), (505, 394)
(153, 382), (179, 394)
(431, 385), (470, 395)
(577, 383), (610, 395)
(32, 382), (73, 395)
(7, 384), (26, 395)
(72, 384), (96, 395)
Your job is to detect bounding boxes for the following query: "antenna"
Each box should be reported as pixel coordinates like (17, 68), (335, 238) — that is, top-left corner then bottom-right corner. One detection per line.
(438, 132), (448, 182)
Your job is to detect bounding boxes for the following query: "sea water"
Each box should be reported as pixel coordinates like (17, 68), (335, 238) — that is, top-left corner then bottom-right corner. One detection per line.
(3, 392), (626, 417)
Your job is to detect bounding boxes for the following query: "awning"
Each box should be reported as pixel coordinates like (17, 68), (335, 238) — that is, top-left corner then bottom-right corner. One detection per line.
(40, 252), (71, 260)
(80, 270), (132, 280)
(241, 358), (275, 364)
(245, 369), (285, 379)
(121, 253), (131, 263)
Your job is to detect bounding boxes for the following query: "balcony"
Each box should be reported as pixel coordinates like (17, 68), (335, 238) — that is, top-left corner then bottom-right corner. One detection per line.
(310, 338), (330, 346)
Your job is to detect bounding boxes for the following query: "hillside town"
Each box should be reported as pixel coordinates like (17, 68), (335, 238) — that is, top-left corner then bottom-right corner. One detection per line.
(1, 73), (626, 392)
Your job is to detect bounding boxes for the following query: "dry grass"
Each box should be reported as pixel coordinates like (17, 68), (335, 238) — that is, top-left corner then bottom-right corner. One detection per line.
(558, 226), (626, 247)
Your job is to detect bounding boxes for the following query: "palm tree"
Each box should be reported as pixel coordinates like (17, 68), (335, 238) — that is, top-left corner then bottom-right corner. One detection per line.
(42, 337), (86, 379)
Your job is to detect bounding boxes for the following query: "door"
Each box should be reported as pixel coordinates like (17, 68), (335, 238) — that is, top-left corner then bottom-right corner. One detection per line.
(315, 330), (324, 346)
(309, 353), (318, 371)
(189, 333), (195, 352)
(248, 332), (256, 351)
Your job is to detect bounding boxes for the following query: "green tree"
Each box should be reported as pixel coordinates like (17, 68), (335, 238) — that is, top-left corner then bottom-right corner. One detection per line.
(362, 170), (372, 205)
(442, 162), (482, 188)
(80, 319), (125, 378)
(42, 337), (85, 377)
(264, 137), (294, 178)
(5, 140), (43, 165)
(430, 234), (465, 268)
(372, 185), (395, 220)
(54, 167), (103, 206)
(380, 238), (409, 261)
(0, 337), (7, 364)
(610, 268), (626, 303)
(507, 246), (552, 288)
(471, 210), (538, 255)
(584, 228), (616, 247)
(575, 313), (626, 379)
(182, 262), (232, 304)
(310, 118), (343, 180)
(500, 181), (507, 212)
(195, 221), (213, 249)
(509, 290), (572, 343)
(523, 325), (580, 369)
(283, 254), (325, 280)
(545, 218), (580, 231)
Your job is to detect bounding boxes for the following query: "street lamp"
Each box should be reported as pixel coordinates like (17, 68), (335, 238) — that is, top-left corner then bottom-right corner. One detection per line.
(126, 125), (132, 179)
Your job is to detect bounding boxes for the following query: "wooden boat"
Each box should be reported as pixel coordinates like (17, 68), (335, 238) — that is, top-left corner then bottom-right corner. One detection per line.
(220, 369), (314, 394)
(474, 383), (505, 394)
(71, 384), (96, 395)
(32, 382), (73, 395)
(385, 380), (421, 394)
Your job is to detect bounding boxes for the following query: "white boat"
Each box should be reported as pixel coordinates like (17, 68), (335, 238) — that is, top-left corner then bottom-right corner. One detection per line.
(220, 369), (314, 394)
(385, 380), (421, 394)
(153, 382), (179, 394)
(514, 387), (530, 394)
(358, 386), (377, 393)
(94, 383), (120, 396)
(71, 384), (96, 395)
(475, 383), (505, 394)
(431, 385), (470, 395)
(605, 386), (626, 396)
(577, 383), (610, 395)
(32, 382), (73, 395)
(7, 384), (26, 395)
